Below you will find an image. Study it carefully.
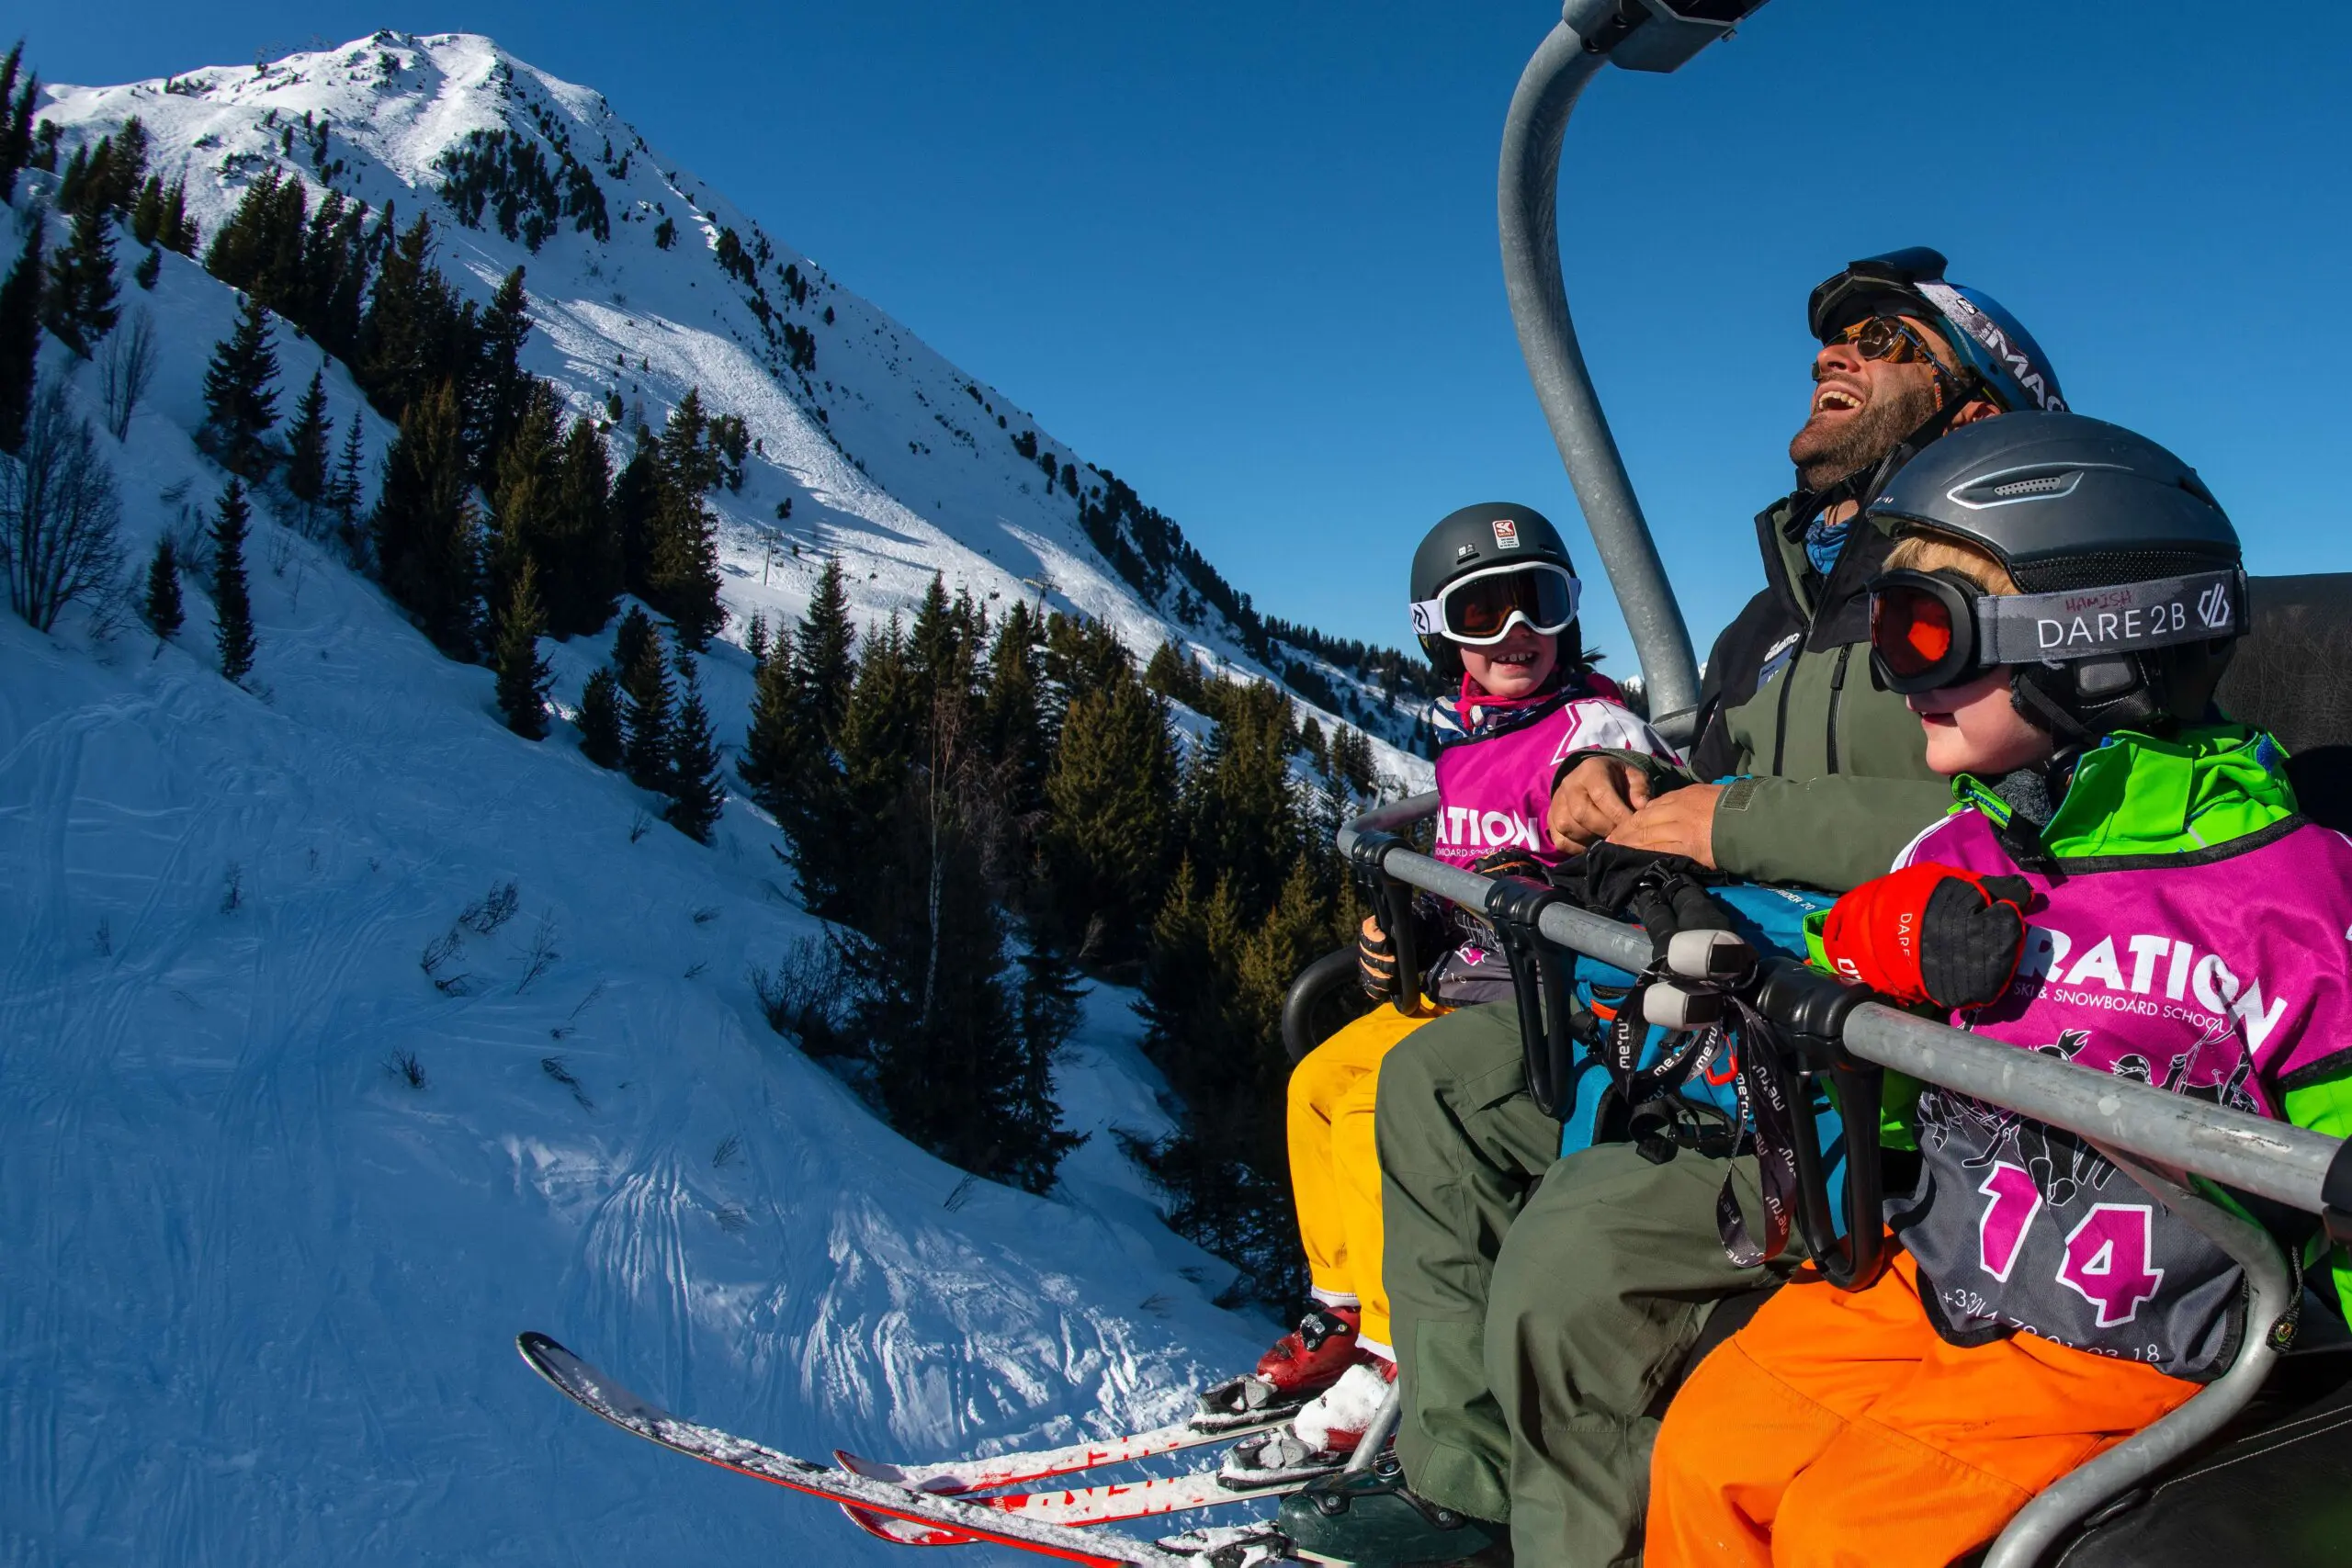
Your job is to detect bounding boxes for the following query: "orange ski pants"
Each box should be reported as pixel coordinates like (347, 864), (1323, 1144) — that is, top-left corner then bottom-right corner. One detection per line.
(1287, 1002), (1445, 1353)
(1645, 1250), (2198, 1568)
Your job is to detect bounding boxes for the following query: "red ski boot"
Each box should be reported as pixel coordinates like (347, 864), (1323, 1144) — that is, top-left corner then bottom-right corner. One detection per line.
(1193, 1303), (1361, 1430)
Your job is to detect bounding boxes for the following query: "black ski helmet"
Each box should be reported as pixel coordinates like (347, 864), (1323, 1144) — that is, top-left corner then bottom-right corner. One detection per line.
(1865, 412), (2246, 742)
(1809, 247), (2067, 415)
(1408, 502), (1579, 680)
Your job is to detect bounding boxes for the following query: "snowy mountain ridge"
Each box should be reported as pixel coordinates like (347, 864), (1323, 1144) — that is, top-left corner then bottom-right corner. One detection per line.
(36, 29), (1433, 770)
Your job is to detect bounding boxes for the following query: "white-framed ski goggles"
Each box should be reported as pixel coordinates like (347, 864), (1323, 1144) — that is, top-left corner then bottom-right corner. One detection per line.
(1410, 561), (1581, 647)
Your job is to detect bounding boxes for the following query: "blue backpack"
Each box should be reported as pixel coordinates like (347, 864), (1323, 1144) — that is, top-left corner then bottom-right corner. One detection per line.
(1553, 883), (1834, 1151)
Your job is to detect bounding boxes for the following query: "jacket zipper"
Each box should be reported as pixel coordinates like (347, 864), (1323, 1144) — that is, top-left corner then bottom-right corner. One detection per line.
(1826, 644), (1852, 774)
(1770, 640), (1804, 778)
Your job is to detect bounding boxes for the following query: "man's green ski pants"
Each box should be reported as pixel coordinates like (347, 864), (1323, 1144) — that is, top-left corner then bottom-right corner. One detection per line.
(1374, 1001), (1797, 1568)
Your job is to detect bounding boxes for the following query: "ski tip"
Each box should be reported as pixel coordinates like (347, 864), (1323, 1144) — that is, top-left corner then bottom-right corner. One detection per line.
(516, 1330), (573, 1382)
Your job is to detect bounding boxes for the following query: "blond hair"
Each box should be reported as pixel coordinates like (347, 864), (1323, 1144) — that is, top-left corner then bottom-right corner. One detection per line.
(1883, 533), (2020, 596)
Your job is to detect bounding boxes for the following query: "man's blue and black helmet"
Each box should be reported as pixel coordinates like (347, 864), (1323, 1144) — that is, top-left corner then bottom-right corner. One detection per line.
(1809, 247), (2067, 416)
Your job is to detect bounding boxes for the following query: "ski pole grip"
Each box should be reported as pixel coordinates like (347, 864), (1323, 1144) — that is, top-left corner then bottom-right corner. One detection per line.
(1643, 982), (1722, 1031)
(1666, 928), (1755, 985)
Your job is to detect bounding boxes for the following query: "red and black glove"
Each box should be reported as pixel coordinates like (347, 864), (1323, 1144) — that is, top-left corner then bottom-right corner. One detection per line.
(1357, 915), (1398, 1000)
(1822, 863), (2034, 1012)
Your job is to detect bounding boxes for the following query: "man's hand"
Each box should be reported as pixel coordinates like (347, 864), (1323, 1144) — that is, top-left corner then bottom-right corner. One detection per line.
(1604, 783), (1724, 869)
(1548, 757), (1653, 853)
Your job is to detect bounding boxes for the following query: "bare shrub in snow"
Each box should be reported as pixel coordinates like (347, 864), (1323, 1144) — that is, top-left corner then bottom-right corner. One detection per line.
(99, 310), (159, 440)
(627, 810), (650, 843)
(419, 927), (475, 993)
(515, 912), (560, 994)
(1, 381), (124, 632)
(550, 979), (606, 1041)
(458, 880), (519, 936)
(384, 1048), (427, 1089)
(540, 1055), (593, 1110)
(749, 935), (851, 1055)
(711, 1134), (740, 1168)
(219, 863), (243, 913)
(93, 916), (112, 956)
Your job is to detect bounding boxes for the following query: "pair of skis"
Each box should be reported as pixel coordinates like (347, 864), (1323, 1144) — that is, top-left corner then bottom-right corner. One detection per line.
(516, 1332), (1325, 1565)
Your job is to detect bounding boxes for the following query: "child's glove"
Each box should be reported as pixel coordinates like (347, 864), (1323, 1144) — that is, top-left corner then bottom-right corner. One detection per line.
(1357, 915), (1398, 999)
(1469, 846), (1549, 884)
(1823, 863), (2034, 1011)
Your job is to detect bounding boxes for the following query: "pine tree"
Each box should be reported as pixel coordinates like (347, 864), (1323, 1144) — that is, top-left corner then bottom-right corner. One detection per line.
(1182, 681), (1303, 917)
(1036, 673), (1182, 966)
(210, 480), (257, 683)
(470, 265), (532, 477)
(482, 387), (560, 637)
(0, 222), (39, 454)
(663, 651), (725, 841)
(40, 207), (120, 356)
(133, 245), (160, 290)
(143, 535), (183, 640)
(370, 379), (481, 658)
(979, 599), (1051, 835)
(131, 175), (165, 248)
(744, 610), (770, 670)
(613, 602), (657, 682)
(492, 556), (553, 739)
(620, 625), (675, 792)
(547, 414), (618, 637)
(610, 441), (661, 601)
(795, 553), (857, 743)
(332, 418), (368, 529)
(158, 178), (198, 257)
(198, 294), (280, 479)
(576, 666), (624, 768)
(647, 389), (724, 649)
(736, 627), (806, 821)
(356, 214), (469, 422)
(283, 367), (333, 509)
(0, 45), (30, 203)
(1144, 637), (1207, 708)
(95, 117), (147, 216)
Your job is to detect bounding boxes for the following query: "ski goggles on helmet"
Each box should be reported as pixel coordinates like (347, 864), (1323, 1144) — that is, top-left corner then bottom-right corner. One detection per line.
(1410, 561), (1580, 647)
(1869, 566), (2247, 695)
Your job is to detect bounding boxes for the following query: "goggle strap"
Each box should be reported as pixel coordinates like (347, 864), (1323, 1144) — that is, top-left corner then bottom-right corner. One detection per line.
(1974, 569), (2244, 664)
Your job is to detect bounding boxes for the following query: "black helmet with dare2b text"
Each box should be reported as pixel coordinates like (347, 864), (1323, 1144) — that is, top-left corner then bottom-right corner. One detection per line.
(1865, 412), (2246, 744)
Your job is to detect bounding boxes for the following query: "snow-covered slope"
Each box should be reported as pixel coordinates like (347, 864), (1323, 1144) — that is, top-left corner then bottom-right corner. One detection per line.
(0, 34), (1448, 1565)
(35, 29), (1432, 772)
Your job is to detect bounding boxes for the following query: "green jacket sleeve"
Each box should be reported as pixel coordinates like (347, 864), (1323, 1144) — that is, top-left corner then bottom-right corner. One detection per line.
(2282, 1076), (2352, 1313)
(1708, 774), (1956, 893)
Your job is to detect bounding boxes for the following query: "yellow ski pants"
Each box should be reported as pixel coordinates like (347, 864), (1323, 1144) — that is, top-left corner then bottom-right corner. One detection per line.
(1287, 1002), (1446, 1353)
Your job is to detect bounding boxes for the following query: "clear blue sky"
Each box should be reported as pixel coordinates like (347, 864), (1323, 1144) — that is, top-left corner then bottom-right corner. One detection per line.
(21, 2), (2352, 666)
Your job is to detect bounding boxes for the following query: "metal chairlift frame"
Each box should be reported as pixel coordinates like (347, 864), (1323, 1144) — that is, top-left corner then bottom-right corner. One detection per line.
(1340, 3), (2352, 1559)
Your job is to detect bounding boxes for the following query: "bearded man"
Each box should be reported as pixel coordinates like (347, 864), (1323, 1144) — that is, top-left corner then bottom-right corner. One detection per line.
(1280, 250), (2068, 1568)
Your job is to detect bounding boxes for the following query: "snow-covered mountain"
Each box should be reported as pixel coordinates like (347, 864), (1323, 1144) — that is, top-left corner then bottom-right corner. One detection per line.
(0, 30), (1438, 1565)
(34, 29), (1433, 765)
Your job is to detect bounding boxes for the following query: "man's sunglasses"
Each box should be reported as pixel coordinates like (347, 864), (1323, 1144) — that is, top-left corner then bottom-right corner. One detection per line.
(1831, 315), (1951, 374)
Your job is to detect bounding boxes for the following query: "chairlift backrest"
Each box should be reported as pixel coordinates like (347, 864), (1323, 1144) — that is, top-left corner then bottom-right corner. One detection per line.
(2220, 574), (2352, 830)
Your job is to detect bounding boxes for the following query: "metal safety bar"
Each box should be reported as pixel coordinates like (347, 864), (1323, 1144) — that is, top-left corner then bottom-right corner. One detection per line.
(1336, 795), (2342, 1562)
